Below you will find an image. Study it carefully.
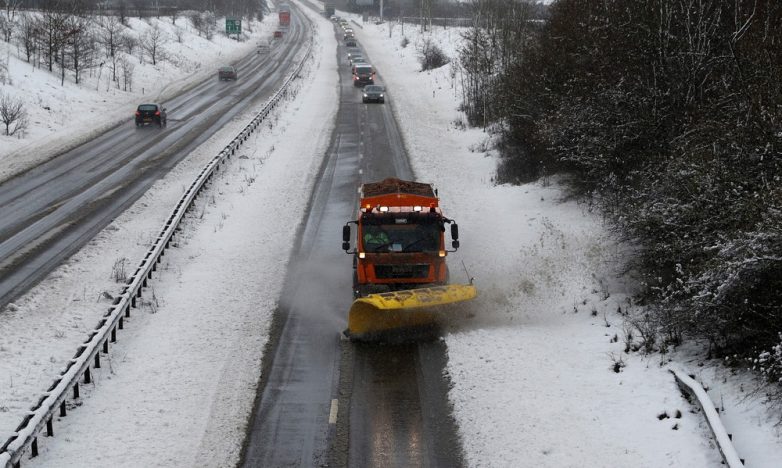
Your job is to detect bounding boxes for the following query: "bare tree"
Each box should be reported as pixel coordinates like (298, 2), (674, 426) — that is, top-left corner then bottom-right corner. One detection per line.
(121, 32), (137, 56)
(57, 20), (82, 86)
(39, 6), (68, 73)
(67, 15), (94, 84)
(17, 13), (39, 64)
(0, 10), (13, 42)
(98, 15), (123, 81)
(141, 23), (166, 66)
(203, 11), (215, 40)
(174, 25), (183, 43)
(119, 54), (134, 91)
(3, 0), (24, 19)
(1, 0), (24, 41)
(0, 92), (28, 136)
(98, 15), (122, 58)
(188, 11), (204, 37)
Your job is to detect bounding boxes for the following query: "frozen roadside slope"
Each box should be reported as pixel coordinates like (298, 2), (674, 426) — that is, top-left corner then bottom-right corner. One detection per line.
(3, 6), (338, 468)
(351, 19), (720, 467)
(0, 14), (276, 182)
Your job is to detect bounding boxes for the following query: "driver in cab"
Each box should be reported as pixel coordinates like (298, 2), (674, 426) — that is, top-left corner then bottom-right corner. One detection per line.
(363, 225), (390, 251)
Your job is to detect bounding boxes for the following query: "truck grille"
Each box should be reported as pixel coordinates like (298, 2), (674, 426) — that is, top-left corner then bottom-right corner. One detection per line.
(374, 264), (430, 279)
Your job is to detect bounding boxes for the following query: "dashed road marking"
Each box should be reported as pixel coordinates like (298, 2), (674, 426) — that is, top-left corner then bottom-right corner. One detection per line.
(329, 399), (339, 424)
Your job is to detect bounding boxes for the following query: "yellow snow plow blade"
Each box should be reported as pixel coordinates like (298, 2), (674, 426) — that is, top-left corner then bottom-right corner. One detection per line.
(347, 284), (477, 340)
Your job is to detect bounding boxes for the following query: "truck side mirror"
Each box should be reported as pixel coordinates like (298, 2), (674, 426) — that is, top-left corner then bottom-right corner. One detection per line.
(342, 225), (351, 251)
(451, 223), (459, 249)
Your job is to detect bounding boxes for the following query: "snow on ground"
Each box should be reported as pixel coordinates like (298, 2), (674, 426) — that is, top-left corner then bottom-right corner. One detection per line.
(348, 15), (782, 467)
(0, 5), (337, 465)
(0, 12), (276, 182)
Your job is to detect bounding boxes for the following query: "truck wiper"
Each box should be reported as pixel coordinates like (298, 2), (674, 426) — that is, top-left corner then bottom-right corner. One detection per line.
(370, 242), (394, 252)
(402, 238), (429, 252)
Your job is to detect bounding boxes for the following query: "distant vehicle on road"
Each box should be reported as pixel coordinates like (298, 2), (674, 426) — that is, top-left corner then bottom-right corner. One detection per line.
(218, 66), (238, 80)
(135, 103), (167, 128)
(274, 30), (283, 38)
(362, 85), (385, 103)
(347, 48), (361, 60)
(345, 38), (357, 47)
(352, 64), (375, 87)
(349, 54), (365, 66)
(278, 3), (291, 27)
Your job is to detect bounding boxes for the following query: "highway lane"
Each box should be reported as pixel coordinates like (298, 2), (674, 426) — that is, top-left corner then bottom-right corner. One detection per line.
(241, 7), (464, 466)
(0, 15), (309, 308)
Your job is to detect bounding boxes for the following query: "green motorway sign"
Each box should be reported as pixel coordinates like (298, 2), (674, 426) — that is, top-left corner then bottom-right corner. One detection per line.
(226, 18), (241, 34)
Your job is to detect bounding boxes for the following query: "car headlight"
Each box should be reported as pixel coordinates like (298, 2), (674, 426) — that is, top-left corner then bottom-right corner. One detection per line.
(379, 94), (384, 97)
(363, 94), (367, 97)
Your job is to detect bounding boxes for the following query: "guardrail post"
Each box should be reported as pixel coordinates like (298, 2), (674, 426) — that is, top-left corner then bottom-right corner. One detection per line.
(94, 353), (101, 369)
(84, 368), (92, 384)
(102, 340), (109, 354)
(111, 327), (117, 342)
(73, 383), (79, 399)
(31, 437), (38, 457)
(46, 418), (54, 437)
(60, 401), (66, 417)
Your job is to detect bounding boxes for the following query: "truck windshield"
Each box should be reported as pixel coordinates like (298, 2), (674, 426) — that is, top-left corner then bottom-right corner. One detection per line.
(362, 222), (440, 253)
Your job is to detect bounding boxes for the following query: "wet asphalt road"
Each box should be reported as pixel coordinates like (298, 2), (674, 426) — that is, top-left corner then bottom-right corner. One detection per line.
(241, 6), (464, 467)
(0, 15), (307, 309)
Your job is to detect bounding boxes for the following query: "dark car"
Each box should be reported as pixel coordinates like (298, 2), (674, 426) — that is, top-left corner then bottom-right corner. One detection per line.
(135, 103), (167, 127)
(352, 64), (375, 87)
(345, 38), (357, 47)
(349, 55), (366, 68)
(362, 85), (385, 103)
(218, 66), (237, 80)
(273, 30), (283, 38)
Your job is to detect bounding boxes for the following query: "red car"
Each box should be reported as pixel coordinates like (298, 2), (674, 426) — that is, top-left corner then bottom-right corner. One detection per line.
(218, 66), (237, 81)
(273, 30), (283, 38)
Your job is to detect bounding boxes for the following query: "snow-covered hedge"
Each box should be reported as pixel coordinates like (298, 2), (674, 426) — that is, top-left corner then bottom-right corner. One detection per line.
(454, 0), (782, 390)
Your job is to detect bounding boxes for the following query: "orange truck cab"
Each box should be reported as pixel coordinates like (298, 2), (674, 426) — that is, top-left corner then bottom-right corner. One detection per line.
(342, 178), (460, 298)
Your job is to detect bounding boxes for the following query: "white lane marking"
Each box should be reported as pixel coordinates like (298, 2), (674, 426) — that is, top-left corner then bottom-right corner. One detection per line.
(329, 399), (339, 424)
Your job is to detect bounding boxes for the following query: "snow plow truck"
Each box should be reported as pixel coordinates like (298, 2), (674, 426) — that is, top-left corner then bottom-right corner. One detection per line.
(342, 178), (477, 340)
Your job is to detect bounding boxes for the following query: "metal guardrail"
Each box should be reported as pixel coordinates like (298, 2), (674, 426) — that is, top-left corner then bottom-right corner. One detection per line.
(0, 22), (314, 468)
(669, 367), (744, 467)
